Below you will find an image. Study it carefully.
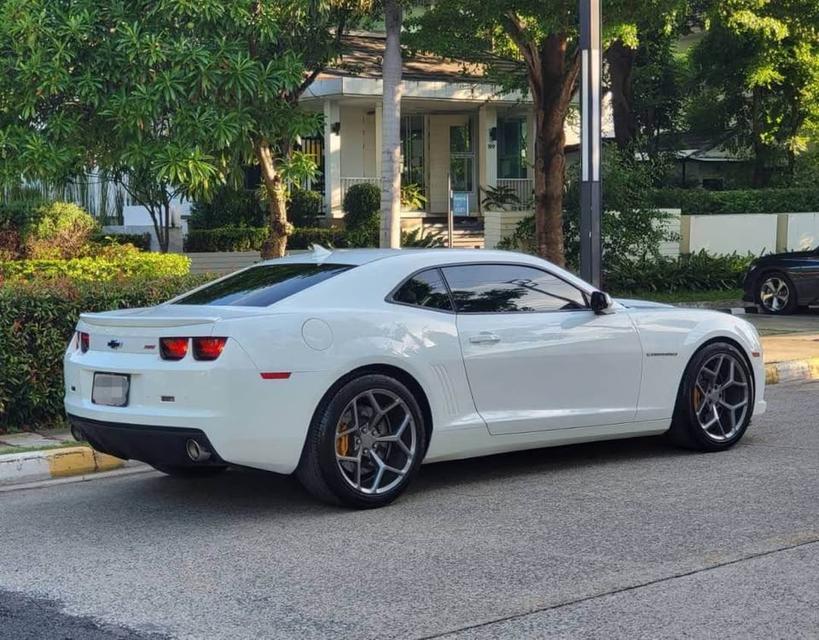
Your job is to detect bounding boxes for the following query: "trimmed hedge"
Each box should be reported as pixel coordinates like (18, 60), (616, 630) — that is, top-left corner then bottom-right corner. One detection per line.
(343, 183), (380, 235)
(0, 248), (190, 282)
(184, 226), (377, 252)
(184, 226), (268, 252)
(95, 232), (152, 251)
(604, 251), (754, 293)
(0, 275), (212, 429)
(653, 188), (819, 215)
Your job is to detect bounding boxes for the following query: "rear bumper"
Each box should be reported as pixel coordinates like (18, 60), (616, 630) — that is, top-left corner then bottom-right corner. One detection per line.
(68, 414), (226, 468)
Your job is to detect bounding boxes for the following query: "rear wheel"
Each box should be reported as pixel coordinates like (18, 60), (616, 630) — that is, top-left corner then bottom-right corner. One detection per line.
(296, 374), (426, 508)
(757, 271), (797, 314)
(668, 342), (753, 451)
(152, 464), (227, 478)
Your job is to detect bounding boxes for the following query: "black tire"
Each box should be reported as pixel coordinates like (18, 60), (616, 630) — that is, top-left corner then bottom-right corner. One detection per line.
(152, 464), (228, 478)
(756, 270), (798, 314)
(296, 374), (427, 508)
(667, 342), (754, 452)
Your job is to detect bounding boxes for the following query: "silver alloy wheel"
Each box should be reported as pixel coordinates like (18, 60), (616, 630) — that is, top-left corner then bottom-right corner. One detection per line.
(760, 276), (790, 312)
(693, 353), (750, 442)
(334, 389), (417, 495)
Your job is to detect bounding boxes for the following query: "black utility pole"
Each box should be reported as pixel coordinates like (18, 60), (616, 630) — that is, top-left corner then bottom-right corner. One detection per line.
(579, 0), (602, 288)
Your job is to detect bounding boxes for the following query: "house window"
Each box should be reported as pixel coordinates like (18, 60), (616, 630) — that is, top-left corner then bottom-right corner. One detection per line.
(401, 115), (425, 192)
(300, 136), (325, 194)
(496, 118), (527, 179)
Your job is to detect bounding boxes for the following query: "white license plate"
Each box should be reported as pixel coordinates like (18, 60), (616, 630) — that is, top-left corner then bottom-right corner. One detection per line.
(92, 373), (130, 407)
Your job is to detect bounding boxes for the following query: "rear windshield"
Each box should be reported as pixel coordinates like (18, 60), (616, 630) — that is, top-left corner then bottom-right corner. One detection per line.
(173, 263), (354, 307)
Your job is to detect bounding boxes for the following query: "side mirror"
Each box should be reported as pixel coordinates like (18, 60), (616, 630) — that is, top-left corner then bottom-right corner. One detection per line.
(590, 291), (614, 315)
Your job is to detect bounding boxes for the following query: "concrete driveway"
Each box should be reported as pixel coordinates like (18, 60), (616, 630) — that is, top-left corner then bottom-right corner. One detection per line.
(0, 381), (816, 639)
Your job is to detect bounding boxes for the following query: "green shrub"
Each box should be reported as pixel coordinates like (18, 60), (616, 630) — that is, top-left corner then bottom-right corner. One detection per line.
(188, 186), (265, 230)
(604, 251), (754, 294)
(289, 227), (352, 249)
(343, 183), (380, 235)
(652, 188), (819, 215)
(0, 245), (190, 281)
(0, 275), (211, 429)
(93, 232), (152, 251)
(26, 201), (100, 259)
(184, 225), (377, 252)
(288, 189), (324, 227)
(0, 198), (44, 234)
(184, 227), (268, 252)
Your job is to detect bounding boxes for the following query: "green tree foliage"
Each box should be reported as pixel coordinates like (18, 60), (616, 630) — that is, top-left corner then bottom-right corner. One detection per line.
(0, 0), (365, 253)
(499, 147), (675, 271)
(690, 0), (819, 185)
(408, 1), (683, 265)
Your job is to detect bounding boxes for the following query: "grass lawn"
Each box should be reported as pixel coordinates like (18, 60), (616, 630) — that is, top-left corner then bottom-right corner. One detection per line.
(613, 288), (745, 305)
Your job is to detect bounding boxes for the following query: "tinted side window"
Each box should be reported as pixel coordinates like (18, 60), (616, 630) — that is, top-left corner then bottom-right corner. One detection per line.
(442, 264), (587, 313)
(392, 269), (453, 311)
(173, 264), (353, 307)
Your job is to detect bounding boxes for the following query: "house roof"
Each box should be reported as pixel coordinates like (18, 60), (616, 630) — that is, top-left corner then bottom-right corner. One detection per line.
(320, 33), (489, 83)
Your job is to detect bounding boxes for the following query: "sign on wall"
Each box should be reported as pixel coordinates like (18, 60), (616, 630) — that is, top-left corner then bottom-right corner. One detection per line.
(452, 192), (470, 216)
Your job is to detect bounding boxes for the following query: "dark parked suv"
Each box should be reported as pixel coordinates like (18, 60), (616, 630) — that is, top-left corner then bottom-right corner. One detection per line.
(742, 247), (819, 314)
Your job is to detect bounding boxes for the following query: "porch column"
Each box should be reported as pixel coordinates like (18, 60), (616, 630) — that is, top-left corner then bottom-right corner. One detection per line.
(323, 100), (342, 218)
(478, 105), (498, 205)
(374, 102), (383, 183)
(526, 110), (535, 177)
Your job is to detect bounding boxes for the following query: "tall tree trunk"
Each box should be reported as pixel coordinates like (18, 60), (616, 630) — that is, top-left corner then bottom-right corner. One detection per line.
(256, 140), (289, 258)
(380, 0), (403, 248)
(607, 40), (637, 150)
(530, 35), (579, 266)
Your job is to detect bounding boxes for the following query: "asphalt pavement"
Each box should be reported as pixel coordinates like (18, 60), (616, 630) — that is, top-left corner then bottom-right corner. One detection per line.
(0, 381), (816, 640)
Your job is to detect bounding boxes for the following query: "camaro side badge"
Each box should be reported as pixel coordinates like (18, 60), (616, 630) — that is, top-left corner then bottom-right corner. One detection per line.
(107, 339), (123, 350)
(646, 352), (678, 357)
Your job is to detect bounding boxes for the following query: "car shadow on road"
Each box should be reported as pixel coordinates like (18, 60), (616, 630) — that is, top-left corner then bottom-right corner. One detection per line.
(94, 433), (687, 519)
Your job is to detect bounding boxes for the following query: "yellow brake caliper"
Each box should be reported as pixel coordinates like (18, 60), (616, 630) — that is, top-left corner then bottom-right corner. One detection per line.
(337, 422), (350, 457)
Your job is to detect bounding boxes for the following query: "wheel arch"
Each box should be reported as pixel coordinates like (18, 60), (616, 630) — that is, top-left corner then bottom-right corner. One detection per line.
(309, 363), (434, 454)
(682, 335), (756, 399)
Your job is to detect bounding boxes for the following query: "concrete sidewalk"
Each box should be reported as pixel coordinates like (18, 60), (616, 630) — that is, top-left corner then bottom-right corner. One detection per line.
(760, 333), (819, 363)
(0, 428), (132, 487)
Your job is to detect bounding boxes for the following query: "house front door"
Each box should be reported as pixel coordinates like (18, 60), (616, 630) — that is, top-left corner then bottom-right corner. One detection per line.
(428, 114), (477, 215)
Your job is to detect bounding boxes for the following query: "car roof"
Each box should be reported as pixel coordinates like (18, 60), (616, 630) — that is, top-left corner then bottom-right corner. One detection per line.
(260, 246), (537, 267)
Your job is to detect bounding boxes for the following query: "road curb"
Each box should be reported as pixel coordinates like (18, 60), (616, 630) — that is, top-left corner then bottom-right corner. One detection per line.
(765, 357), (819, 385)
(0, 446), (126, 487)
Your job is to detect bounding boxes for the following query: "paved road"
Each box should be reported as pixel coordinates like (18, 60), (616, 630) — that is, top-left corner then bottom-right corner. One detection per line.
(0, 381), (816, 640)
(743, 307), (819, 336)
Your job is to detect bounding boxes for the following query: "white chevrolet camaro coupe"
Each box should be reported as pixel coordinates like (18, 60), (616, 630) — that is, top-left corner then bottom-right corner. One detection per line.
(65, 248), (766, 508)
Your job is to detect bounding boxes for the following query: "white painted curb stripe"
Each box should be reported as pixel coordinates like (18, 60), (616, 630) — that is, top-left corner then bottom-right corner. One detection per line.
(0, 451), (54, 486)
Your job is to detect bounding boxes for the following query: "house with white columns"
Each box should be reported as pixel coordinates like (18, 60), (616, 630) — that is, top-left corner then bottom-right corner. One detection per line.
(299, 33), (539, 222)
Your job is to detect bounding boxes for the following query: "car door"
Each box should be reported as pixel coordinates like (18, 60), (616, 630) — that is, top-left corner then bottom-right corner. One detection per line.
(442, 263), (643, 435)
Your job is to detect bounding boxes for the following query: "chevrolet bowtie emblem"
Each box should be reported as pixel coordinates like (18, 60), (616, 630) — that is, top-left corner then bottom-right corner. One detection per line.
(107, 339), (123, 350)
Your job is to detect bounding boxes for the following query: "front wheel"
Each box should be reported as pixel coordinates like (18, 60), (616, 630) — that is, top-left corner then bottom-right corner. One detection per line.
(757, 271), (797, 314)
(668, 342), (754, 451)
(297, 374), (427, 508)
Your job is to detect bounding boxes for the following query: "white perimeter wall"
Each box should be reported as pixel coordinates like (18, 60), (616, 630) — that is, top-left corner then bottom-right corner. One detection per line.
(780, 213), (819, 252)
(682, 213), (778, 256)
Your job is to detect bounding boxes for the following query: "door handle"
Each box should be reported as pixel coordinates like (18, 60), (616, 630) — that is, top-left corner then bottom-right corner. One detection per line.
(469, 332), (501, 344)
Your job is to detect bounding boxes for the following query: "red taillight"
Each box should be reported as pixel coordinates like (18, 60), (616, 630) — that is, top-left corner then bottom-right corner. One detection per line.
(160, 337), (189, 360)
(192, 337), (227, 361)
(79, 331), (89, 353)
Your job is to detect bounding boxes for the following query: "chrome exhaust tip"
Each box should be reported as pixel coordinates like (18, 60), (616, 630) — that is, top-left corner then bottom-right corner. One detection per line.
(185, 439), (211, 462)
